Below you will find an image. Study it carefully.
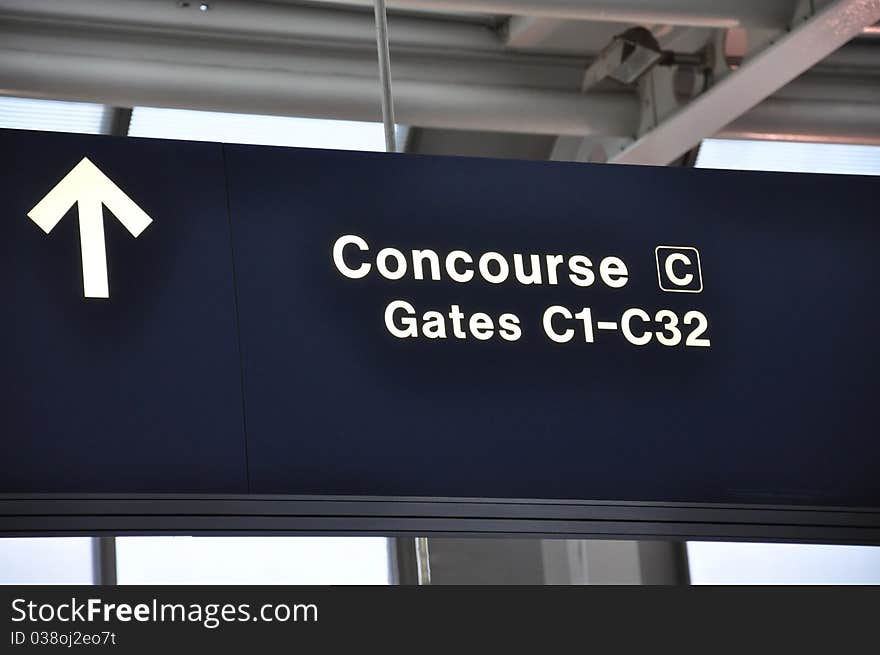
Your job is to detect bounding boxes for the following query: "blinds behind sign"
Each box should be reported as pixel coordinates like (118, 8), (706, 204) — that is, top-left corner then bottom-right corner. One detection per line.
(0, 96), (110, 135)
(129, 106), (388, 151)
(697, 138), (880, 176)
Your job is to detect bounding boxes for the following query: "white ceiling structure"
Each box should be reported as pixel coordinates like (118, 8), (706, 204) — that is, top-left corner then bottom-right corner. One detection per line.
(0, 0), (878, 163)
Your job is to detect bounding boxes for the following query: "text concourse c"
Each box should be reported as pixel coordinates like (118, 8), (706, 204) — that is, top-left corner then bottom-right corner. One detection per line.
(332, 234), (710, 348)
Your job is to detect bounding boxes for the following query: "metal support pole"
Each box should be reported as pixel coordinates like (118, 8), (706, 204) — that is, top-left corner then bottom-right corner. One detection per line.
(415, 536), (432, 584)
(373, 0), (397, 152)
(389, 537), (421, 585)
(91, 537), (117, 585)
(108, 107), (133, 137)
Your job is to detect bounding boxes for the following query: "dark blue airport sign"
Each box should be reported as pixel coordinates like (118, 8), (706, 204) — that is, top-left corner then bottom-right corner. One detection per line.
(225, 145), (878, 507)
(1, 128), (878, 535)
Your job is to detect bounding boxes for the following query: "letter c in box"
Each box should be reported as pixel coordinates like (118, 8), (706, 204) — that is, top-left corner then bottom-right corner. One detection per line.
(655, 246), (703, 293)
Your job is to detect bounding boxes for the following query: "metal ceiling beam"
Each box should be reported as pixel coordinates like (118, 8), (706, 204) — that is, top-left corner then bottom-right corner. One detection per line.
(357, 0), (797, 28)
(4, 14), (878, 100)
(1, 41), (877, 144)
(610, 0), (880, 165)
(0, 3), (878, 144)
(720, 97), (880, 145)
(0, 16), (586, 91)
(0, 0), (502, 52)
(0, 47), (636, 136)
(505, 17), (564, 48)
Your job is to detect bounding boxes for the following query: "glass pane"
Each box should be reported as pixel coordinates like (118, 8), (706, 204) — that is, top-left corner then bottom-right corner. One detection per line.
(116, 537), (390, 585)
(0, 96), (110, 134)
(696, 138), (880, 175)
(129, 107), (387, 151)
(687, 542), (880, 584)
(0, 538), (94, 584)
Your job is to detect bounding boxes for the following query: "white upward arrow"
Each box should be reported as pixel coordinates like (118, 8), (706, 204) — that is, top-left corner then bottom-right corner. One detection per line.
(27, 157), (153, 299)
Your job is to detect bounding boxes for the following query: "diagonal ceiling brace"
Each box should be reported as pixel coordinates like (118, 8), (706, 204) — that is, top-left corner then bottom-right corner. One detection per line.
(610, 0), (880, 165)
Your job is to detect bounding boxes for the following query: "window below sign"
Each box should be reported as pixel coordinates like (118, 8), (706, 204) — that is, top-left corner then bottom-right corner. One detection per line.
(115, 537), (391, 585)
(687, 542), (880, 585)
(0, 538), (95, 585)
